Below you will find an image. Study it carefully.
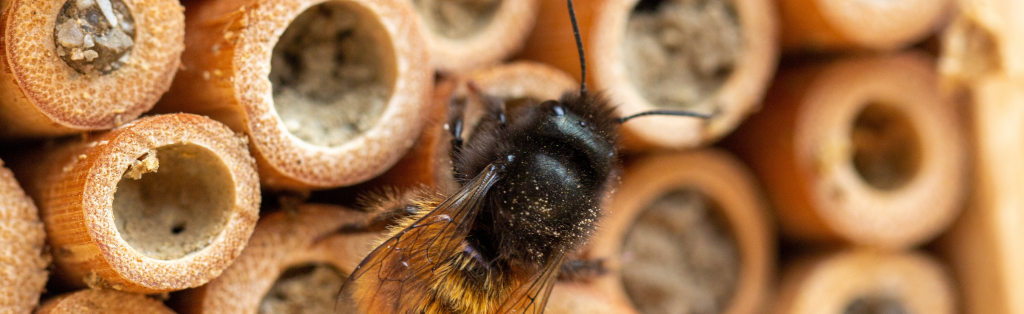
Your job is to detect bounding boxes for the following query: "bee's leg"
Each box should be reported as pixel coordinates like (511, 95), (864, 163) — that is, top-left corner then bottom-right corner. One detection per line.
(332, 189), (424, 234)
(558, 258), (608, 282)
(447, 95), (467, 162)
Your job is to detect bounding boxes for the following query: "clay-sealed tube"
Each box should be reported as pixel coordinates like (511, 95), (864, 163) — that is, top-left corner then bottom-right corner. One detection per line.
(777, 0), (951, 52)
(774, 249), (956, 314)
(157, 0), (432, 190)
(36, 289), (174, 314)
(13, 113), (260, 293)
(587, 150), (773, 314)
(172, 204), (376, 314)
(728, 53), (967, 249)
(518, 0), (778, 149)
(412, 0), (539, 72)
(0, 0), (184, 138)
(0, 158), (49, 313)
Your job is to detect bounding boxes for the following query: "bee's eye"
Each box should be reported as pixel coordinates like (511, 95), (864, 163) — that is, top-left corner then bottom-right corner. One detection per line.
(552, 105), (565, 116)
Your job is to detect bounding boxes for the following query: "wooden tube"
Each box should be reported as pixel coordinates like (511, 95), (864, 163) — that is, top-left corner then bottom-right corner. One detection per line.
(728, 53), (967, 249)
(0, 158), (49, 313)
(0, 0), (184, 138)
(774, 249), (956, 314)
(412, 0), (539, 72)
(586, 150), (772, 314)
(13, 114), (260, 293)
(518, 0), (778, 149)
(36, 289), (174, 314)
(936, 3), (1024, 313)
(172, 204), (376, 314)
(777, 0), (951, 52)
(546, 283), (638, 314)
(157, 0), (432, 190)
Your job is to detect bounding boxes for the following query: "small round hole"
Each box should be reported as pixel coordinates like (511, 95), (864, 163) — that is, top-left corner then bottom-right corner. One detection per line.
(623, 0), (742, 111)
(54, 0), (136, 75)
(412, 0), (502, 39)
(844, 296), (909, 314)
(112, 144), (235, 260)
(259, 263), (351, 314)
(621, 190), (739, 314)
(851, 103), (922, 190)
(270, 1), (396, 147)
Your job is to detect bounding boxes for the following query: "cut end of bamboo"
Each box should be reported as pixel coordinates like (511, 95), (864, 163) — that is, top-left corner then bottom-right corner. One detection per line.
(174, 204), (376, 314)
(0, 158), (49, 313)
(36, 289), (175, 314)
(163, 0), (432, 190)
(778, 0), (952, 52)
(589, 150), (772, 314)
(413, 0), (539, 72)
(24, 114), (259, 293)
(733, 53), (966, 248)
(774, 250), (956, 314)
(519, 0), (778, 149)
(0, 0), (184, 137)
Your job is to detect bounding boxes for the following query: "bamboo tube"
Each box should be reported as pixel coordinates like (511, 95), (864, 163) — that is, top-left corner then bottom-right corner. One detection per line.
(36, 289), (174, 314)
(935, 2), (1024, 313)
(546, 283), (638, 314)
(0, 158), (49, 313)
(12, 113), (260, 293)
(0, 0), (184, 138)
(776, 0), (951, 52)
(412, 0), (540, 73)
(172, 204), (377, 314)
(774, 249), (956, 314)
(156, 0), (432, 190)
(518, 0), (778, 149)
(728, 53), (967, 249)
(586, 150), (772, 314)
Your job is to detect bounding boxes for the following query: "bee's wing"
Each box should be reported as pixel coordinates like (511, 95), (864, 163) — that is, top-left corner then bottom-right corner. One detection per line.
(496, 251), (567, 314)
(342, 163), (505, 314)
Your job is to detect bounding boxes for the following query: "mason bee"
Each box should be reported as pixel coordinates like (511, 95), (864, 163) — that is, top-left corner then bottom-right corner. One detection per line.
(339, 1), (711, 313)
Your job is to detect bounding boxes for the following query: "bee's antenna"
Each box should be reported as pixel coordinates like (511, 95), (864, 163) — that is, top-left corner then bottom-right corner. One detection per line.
(567, 0), (586, 95)
(617, 109), (715, 124)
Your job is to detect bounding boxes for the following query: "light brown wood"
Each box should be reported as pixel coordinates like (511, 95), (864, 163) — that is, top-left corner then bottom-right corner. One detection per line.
(936, 2), (1024, 313)
(777, 0), (952, 52)
(518, 0), (778, 149)
(156, 0), (433, 190)
(412, 0), (540, 73)
(13, 114), (260, 293)
(546, 283), (638, 314)
(36, 289), (174, 314)
(587, 150), (773, 314)
(0, 158), (49, 313)
(773, 249), (956, 314)
(729, 53), (967, 249)
(173, 204), (376, 314)
(0, 0), (184, 138)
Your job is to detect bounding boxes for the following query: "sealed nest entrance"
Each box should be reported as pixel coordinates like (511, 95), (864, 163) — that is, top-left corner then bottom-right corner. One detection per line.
(112, 144), (234, 260)
(259, 263), (351, 314)
(844, 296), (909, 314)
(54, 0), (136, 75)
(412, 0), (502, 39)
(270, 1), (396, 148)
(851, 103), (922, 190)
(621, 190), (739, 314)
(623, 0), (742, 112)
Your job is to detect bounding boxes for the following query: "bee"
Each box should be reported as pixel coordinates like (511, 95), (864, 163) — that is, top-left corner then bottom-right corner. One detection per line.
(338, 1), (711, 313)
